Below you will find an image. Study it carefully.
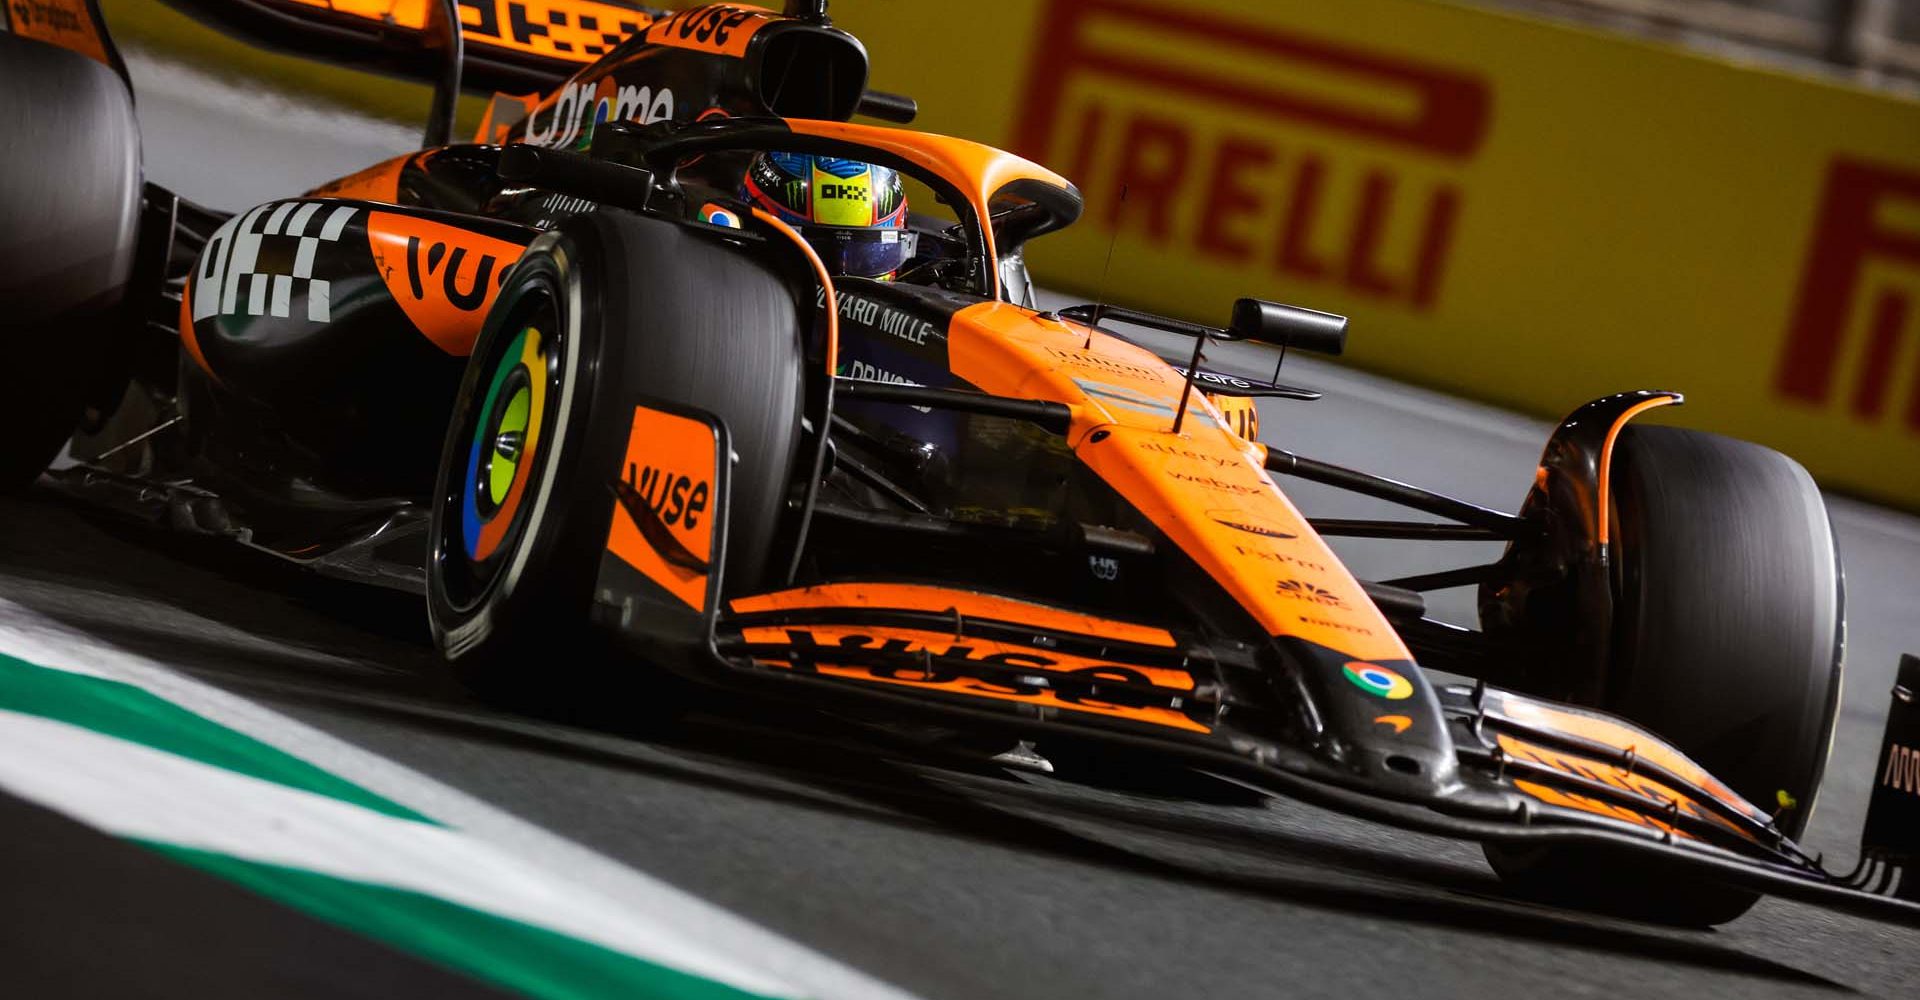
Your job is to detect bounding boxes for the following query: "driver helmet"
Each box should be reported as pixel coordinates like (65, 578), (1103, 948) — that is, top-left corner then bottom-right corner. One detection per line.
(741, 152), (910, 279)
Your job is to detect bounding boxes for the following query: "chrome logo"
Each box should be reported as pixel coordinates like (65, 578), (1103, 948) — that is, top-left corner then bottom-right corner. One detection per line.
(1343, 662), (1414, 700)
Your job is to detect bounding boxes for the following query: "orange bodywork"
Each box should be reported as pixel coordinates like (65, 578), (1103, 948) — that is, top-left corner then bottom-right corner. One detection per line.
(306, 154), (410, 203)
(1595, 394), (1679, 545)
(366, 211), (527, 355)
(1501, 719), (1775, 846)
(1490, 690), (1765, 824)
(736, 615), (1207, 733)
(606, 405), (721, 611)
(1513, 779), (1694, 841)
(1501, 734), (1757, 843)
(731, 585), (1199, 731)
(177, 280), (215, 382)
(1212, 393), (1260, 441)
(940, 302), (1412, 663)
(7, 0), (112, 66)
(732, 582), (1178, 648)
(278, 0), (656, 63)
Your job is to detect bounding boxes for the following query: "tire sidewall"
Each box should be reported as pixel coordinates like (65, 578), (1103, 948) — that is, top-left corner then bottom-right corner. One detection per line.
(1608, 425), (1843, 838)
(428, 232), (598, 662)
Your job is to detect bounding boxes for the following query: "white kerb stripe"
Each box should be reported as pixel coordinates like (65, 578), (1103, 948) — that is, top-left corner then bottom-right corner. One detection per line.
(0, 602), (923, 1000)
(0, 710), (797, 999)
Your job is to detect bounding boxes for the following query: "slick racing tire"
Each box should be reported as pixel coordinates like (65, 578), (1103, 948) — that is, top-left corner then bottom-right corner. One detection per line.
(1488, 426), (1843, 927)
(427, 211), (803, 700)
(0, 34), (141, 490)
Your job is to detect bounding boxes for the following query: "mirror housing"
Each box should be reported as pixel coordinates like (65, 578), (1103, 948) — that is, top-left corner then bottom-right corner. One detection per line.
(1230, 298), (1347, 356)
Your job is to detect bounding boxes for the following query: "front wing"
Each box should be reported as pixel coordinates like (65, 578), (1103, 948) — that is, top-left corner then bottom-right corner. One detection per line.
(597, 575), (1920, 929)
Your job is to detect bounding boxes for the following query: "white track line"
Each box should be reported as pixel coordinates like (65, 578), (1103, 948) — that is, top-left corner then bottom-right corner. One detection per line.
(0, 600), (923, 1000)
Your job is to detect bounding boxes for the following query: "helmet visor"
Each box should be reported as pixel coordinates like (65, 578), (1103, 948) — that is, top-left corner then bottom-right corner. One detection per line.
(806, 228), (914, 280)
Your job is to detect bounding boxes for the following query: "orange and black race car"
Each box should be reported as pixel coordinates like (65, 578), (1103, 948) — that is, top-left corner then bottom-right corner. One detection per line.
(5, 0), (1920, 930)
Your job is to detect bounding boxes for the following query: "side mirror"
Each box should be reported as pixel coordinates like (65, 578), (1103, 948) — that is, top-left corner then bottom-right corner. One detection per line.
(1230, 298), (1347, 356)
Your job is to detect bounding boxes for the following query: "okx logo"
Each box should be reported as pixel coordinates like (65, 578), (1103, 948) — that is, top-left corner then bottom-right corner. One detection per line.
(192, 202), (358, 326)
(1776, 157), (1920, 433)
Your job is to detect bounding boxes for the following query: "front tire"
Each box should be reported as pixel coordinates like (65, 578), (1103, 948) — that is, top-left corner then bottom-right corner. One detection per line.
(426, 211), (804, 699)
(1488, 426), (1843, 926)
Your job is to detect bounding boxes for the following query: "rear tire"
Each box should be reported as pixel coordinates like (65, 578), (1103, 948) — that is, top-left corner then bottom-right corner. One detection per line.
(1487, 426), (1843, 926)
(426, 211), (803, 703)
(0, 34), (142, 489)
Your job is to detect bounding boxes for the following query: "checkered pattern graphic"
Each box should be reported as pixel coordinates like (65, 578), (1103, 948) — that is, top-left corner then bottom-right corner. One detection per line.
(458, 0), (644, 58)
(193, 202), (358, 324)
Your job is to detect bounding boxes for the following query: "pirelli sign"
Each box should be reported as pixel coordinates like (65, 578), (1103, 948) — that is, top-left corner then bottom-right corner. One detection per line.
(1012, 0), (1489, 315)
(837, 0), (1920, 509)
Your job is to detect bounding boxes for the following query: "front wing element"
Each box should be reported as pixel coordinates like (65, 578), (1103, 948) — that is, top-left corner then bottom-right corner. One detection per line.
(726, 583), (1220, 735)
(681, 583), (1920, 928)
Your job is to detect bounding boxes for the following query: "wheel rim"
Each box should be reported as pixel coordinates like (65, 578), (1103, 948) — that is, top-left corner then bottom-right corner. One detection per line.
(439, 287), (562, 612)
(464, 354), (540, 555)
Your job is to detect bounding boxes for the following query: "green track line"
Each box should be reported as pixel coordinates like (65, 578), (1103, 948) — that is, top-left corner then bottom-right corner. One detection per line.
(0, 652), (431, 823)
(150, 847), (782, 1000)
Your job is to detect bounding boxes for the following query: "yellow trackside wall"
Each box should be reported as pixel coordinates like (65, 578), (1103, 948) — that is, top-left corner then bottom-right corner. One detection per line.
(831, 0), (1920, 509)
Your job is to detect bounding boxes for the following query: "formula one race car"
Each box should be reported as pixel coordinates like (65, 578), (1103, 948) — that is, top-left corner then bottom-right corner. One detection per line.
(4, 0), (1917, 929)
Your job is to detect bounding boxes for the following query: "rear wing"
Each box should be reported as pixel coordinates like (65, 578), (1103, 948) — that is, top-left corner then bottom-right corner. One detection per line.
(1858, 654), (1920, 899)
(155, 0), (663, 94)
(147, 2), (908, 149)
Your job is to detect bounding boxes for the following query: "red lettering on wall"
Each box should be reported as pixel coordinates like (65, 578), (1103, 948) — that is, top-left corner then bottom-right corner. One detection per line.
(1017, 0), (1489, 163)
(1345, 170), (1402, 299)
(1277, 153), (1333, 281)
(1777, 158), (1920, 430)
(1195, 136), (1274, 263)
(1412, 186), (1461, 310)
(1853, 292), (1912, 419)
(1064, 102), (1108, 198)
(1014, 0), (1491, 313)
(1908, 325), (1920, 431)
(1106, 114), (1191, 243)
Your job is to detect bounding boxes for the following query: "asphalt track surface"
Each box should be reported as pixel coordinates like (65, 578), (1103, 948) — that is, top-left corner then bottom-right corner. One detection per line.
(6, 50), (1920, 998)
